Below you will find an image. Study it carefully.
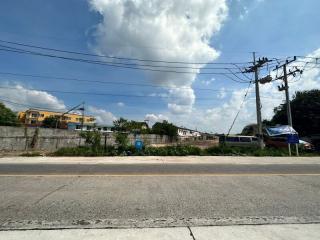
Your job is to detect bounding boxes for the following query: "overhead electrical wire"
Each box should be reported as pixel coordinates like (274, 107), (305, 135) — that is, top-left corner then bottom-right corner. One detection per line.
(0, 85), (282, 101)
(0, 46), (253, 77)
(0, 71), (253, 91)
(0, 39), (253, 65)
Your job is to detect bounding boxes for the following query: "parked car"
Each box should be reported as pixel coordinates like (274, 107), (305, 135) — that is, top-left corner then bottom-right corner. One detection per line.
(264, 135), (287, 148)
(299, 139), (314, 151)
(219, 135), (261, 147)
(265, 135), (314, 151)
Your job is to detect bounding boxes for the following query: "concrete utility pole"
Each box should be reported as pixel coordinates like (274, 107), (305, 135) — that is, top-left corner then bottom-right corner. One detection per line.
(244, 53), (271, 149)
(274, 57), (303, 156)
(283, 64), (293, 127)
(78, 102), (85, 146)
(253, 52), (264, 149)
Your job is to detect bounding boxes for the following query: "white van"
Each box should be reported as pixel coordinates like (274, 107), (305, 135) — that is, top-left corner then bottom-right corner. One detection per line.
(219, 135), (260, 147)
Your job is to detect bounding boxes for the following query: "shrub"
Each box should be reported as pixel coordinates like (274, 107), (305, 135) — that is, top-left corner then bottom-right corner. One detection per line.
(143, 145), (202, 156)
(114, 132), (129, 152)
(54, 146), (117, 156)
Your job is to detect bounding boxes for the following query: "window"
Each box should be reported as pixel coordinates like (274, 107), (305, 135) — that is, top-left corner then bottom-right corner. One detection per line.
(240, 137), (251, 142)
(30, 120), (37, 124)
(31, 113), (38, 118)
(226, 137), (239, 142)
(252, 137), (258, 142)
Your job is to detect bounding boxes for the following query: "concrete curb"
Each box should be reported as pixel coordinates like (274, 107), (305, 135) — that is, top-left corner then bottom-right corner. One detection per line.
(1, 156), (320, 165)
(2, 216), (320, 230)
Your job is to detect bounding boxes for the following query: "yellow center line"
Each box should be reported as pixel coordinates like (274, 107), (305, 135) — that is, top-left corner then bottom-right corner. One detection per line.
(0, 173), (320, 177)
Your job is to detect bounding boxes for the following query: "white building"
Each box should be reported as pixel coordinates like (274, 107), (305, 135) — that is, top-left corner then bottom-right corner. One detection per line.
(177, 127), (201, 139)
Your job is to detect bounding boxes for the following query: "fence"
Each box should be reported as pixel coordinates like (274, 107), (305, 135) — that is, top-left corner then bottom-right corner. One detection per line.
(0, 126), (172, 152)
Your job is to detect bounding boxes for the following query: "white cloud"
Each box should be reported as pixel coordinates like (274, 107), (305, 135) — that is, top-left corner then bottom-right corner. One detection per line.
(117, 102), (125, 107)
(0, 84), (66, 112)
(89, 0), (228, 115)
(217, 87), (227, 99)
(201, 77), (215, 86)
(145, 113), (168, 124)
(87, 105), (116, 125)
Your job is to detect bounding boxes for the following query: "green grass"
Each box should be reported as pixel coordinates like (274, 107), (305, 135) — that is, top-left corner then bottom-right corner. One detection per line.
(20, 152), (42, 157)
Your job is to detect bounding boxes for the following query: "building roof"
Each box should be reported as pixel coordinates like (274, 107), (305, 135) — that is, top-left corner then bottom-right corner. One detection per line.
(25, 108), (94, 117)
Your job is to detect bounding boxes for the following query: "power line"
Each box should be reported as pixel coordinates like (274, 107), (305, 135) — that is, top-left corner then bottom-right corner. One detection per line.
(0, 71), (252, 92)
(0, 85), (282, 101)
(0, 39), (253, 66)
(0, 85), (232, 101)
(0, 46), (252, 77)
(0, 97), (67, 112)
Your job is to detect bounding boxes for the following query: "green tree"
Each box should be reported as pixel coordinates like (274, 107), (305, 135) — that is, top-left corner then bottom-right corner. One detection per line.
(113, 118), (150, 133)
(264, 89), (320, 136)
(80, 131), (101, 150)
(0, 102), (20, 126)
(151, 120), (178, 140)
(113, 117), (129, 131)
(42, 116), (59, 128)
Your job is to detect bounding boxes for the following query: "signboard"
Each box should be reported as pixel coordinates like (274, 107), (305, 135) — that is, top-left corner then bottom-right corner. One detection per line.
(287, 134), (299, 144)
(135, 139), (144, 151)
(266, 125), (297, 137)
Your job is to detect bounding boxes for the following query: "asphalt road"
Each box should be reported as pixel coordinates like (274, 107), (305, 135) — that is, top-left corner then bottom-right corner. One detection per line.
(0, 161), (320, 229)
(1, 163), (320, 175)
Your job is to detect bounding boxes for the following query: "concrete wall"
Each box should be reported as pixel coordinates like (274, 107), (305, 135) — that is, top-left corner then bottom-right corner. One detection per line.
(0, 126), (172, 152)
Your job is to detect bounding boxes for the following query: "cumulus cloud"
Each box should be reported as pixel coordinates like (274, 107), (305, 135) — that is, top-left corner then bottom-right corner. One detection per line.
(145, 113), (168, 124)
(0, 84), (66, 112)
(87, 105), (117, 125)
(89, 0), (228, 114)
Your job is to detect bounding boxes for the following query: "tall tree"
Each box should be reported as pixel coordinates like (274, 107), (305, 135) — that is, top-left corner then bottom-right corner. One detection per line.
(152, 120), (178, 139)
(265, 89), (320, 136)
(113, 117), (129, 131)
(0, 102), (20, 126)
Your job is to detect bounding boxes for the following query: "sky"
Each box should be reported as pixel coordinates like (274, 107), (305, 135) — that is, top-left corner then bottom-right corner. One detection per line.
(0, 0), (319, 133)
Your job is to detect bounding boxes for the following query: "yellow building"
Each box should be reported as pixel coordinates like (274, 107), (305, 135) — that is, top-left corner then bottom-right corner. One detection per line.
(18, 109), (95, 128)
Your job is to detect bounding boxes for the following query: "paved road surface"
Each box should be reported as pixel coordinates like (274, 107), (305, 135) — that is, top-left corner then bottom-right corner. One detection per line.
(1, 163), (320, 175)
(0, 159), (319, 229)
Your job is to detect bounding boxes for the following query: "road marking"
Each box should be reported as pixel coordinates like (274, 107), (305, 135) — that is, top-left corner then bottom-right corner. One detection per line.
(0, 173), (320, 177)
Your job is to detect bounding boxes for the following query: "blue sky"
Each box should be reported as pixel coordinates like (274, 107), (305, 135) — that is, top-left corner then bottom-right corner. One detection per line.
(0, 0), (319, 133)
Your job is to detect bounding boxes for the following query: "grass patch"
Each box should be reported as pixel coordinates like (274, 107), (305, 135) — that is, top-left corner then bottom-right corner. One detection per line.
(20, 152), (42, 157)
(52, 145), (319, 157)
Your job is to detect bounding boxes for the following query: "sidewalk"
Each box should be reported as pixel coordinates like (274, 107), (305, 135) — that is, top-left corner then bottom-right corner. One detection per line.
(1, 156), (320, 165)
(1, 224), (319, 240)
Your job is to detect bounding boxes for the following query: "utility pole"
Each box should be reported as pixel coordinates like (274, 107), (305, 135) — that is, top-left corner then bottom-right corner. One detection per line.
(274, 57), (303, 156)
(244, 53), (271, 149)
(78, 102), (85, 146)
(253, 52), (263, 149)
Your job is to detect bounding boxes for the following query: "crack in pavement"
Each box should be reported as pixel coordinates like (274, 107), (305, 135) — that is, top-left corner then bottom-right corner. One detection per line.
(33, 184), (67, 205)
(187, 226), (196, 240)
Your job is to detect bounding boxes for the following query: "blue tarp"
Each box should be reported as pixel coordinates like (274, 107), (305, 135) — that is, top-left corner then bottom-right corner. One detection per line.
(266, 125), (297, 137)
